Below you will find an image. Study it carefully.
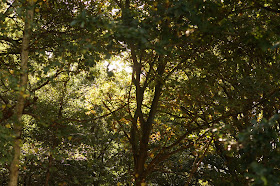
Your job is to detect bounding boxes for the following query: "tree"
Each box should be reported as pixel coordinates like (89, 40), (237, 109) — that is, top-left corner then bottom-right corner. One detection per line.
(100, 0), (280, 184)
(1, 1), (36, 185)
(0, 0), (110, 184)
(1, 0), (279, 185)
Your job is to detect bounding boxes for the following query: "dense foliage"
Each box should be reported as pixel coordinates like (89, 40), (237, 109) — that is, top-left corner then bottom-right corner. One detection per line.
(0, 0), (279, 185)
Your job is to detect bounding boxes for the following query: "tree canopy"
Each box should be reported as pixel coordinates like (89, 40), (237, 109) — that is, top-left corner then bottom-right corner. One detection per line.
(0, 0), (280, 185)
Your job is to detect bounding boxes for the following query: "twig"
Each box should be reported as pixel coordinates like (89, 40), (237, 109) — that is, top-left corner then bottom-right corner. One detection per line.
(185, 136), (213, 185)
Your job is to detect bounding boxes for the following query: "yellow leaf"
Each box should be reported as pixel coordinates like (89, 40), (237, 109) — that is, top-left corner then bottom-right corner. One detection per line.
(135, 174), (139, 178)
(35, 8), (40, 13)
(68, 136), (72, 141)
(34, 148), (38, 153)
(23, 94), (30, 98)
(5, 124), (11, 128)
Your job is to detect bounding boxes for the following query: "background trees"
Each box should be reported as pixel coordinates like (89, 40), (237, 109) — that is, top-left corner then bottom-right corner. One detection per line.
(1, 0), (279, 185)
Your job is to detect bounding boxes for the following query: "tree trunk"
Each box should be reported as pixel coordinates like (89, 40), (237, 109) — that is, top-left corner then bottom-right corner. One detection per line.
(135, 176), (145, 186)
(133, 147), (147, 185)
(44, 155), (53, 186)
(132, 63), (165, 186)
(8, 2), (34, 186)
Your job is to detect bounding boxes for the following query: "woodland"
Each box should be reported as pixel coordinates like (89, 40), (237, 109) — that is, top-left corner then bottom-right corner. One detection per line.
(0, 0), (280, 185)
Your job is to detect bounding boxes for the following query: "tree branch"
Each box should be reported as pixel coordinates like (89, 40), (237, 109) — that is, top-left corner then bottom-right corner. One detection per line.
(30, 70), (63, 92)
(186, 136), (213, 185)
(102, 101), (131, 142)
(0, 36), (21, 46)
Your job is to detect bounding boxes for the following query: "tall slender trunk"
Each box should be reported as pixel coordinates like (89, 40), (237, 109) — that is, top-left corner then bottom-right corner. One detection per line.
(8, 3), (34, 186)
(44, 155), (53, 186)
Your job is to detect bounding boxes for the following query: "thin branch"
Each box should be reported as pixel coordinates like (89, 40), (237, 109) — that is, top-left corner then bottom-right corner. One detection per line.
(0, 51), (21, 56)
(145, 142), (195, 176)
(0, 105), (15, 124)
(185, 136), (213, 185)
(102, 101), (131, 142)
(0, 36), (21, 46)
(142, 55), (157, 89)
(97, 138), (114, 159)
(157, 109), (188, 119)
(163, 123), (209, 152)
(0, 94), (8, 104)
(66, 103), (128, 123)
(2, 1), (15, 17)
(144, 125), (212, 177)
(30, 70), (63, 92)
(163, 58), (187, 81)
